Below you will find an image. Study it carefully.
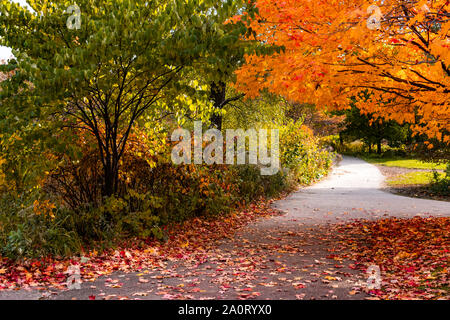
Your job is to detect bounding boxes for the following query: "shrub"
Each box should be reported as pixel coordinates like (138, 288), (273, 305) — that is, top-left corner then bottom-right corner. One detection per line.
(319, 135), (341, 151)
(430, 164), (450, 196)
(0, 122), (332, 259)
(233, 165), (288, 203)
(280, 120), (333, 185)
(0, 194), (81, 259)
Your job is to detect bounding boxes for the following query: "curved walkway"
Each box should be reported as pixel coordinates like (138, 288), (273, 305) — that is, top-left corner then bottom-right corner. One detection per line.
(273, 156), (449, 224)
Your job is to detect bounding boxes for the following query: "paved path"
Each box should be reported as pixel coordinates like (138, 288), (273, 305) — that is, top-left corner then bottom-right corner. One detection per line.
(1, 156), (448, 300)
(273, 156), (449, 224)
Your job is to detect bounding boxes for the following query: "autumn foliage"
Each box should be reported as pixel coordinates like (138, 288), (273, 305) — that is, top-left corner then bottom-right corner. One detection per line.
(236, 0), (449, 145)
(0, 0), (448, 300)
(342, 217), (450, 300)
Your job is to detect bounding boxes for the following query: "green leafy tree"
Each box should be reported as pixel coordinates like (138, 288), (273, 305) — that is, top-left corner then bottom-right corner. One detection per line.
(223, 91), (287, 130)
(181, 0), (275, 130)
(0, 0), (255, 197)
(339, 102), (409, 155)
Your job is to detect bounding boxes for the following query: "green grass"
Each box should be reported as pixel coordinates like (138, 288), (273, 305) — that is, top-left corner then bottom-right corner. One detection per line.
(361, 156), (447, 170)
(387, 172), (445, 187)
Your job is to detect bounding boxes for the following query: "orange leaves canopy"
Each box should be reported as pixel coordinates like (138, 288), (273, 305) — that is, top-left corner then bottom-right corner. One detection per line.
(235, 0), (449, 143)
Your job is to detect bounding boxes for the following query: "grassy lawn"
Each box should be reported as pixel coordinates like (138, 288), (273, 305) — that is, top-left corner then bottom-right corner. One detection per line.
(387, 171), (445, 187)
(361, 155), (447, 170)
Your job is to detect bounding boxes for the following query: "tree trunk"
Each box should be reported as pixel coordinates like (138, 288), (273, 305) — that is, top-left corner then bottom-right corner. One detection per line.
(102, 153), (119, 197)
(210, 81), (226, 131)
(377, 140), (382, 155)
(368, 144), (372, 154)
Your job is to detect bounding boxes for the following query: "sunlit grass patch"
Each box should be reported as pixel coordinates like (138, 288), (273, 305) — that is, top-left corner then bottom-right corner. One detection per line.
(362, 156), (446, 170)
(387, 172), (445, 187)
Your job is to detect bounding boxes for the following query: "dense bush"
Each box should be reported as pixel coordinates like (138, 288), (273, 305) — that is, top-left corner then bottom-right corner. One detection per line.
(0, 193), (82, 259)
(431, 164), (450, 196)
(0, 123), (331, 259)
(280, 120), (334, 185)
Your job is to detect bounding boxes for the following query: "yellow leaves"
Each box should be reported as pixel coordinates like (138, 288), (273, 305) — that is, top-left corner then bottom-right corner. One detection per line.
(25, 272), (33, 282)
(33, 199), (56, 220)
(394, 251), (411, 261)
(0, 157), (5, 190)
(144, 247), (159, 256)
(180, 241), (189, 248)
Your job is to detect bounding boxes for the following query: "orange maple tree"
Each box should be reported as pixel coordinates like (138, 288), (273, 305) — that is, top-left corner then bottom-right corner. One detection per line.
(235, 0), (449, 145)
